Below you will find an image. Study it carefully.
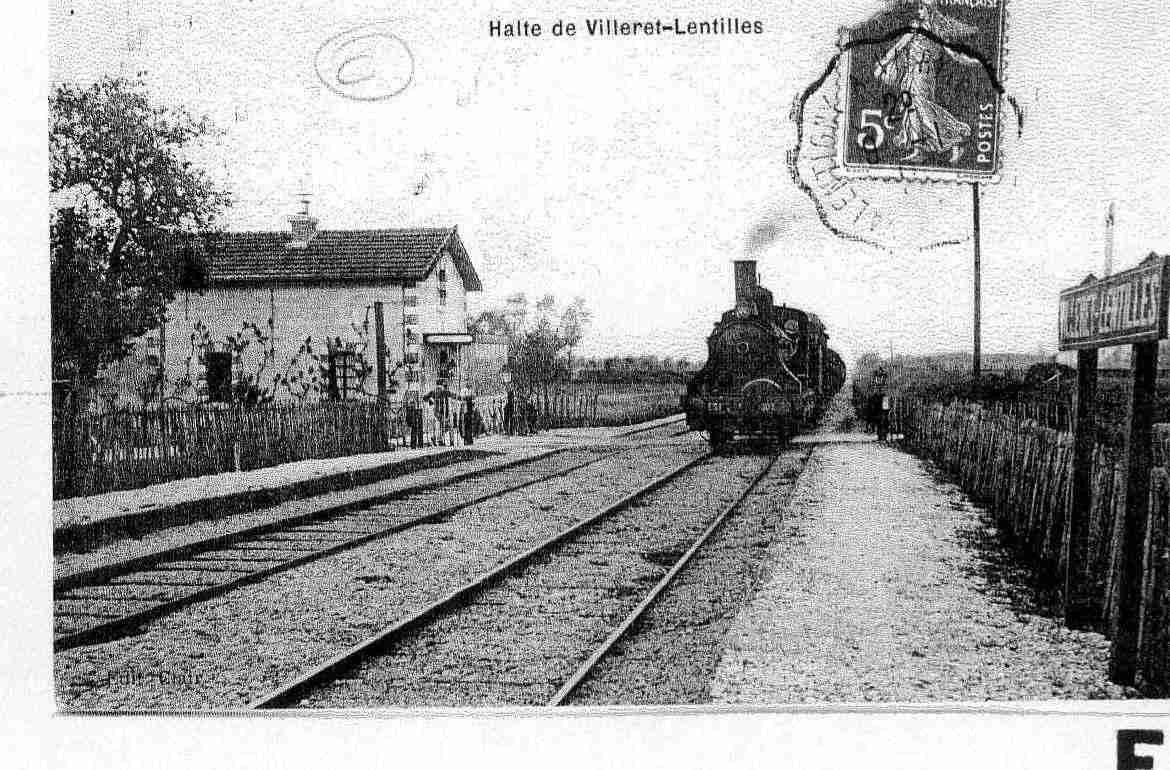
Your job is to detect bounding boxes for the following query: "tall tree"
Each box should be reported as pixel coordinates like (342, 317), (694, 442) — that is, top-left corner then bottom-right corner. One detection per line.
(559, 296), (592, 375)
(470, 294), (592, 419)
(50, 76), (230, 385)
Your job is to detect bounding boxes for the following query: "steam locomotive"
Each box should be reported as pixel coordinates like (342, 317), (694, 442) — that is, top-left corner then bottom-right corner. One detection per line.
(683, 260), (845, 448)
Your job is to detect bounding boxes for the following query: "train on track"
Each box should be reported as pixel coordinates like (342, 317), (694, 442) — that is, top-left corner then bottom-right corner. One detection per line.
(683, 260), (845, 448)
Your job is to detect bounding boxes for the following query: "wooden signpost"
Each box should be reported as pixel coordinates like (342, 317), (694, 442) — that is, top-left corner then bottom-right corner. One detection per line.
(1058, 253), (1169, 684)
(374, 301), (388, 400)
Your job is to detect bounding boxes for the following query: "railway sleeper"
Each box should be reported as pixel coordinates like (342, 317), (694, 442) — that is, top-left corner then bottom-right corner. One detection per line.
(222, 544), (320, 554)
(55, 598), (161, 615)
(252, 534), (351, 545)
(162, 560), (265, 572)
(187, 551), (295, 563)
(283, 527), (389, 536)
(57, 585), (178, 602)
(107, 569), (232, 586)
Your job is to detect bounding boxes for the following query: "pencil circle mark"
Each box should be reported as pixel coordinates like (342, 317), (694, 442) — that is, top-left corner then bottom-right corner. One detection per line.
(315, 24), (414, 101)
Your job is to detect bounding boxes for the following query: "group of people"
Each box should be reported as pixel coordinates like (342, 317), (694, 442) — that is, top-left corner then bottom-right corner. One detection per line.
(419, 380), (482, 447)
(416, 380), (540, 447)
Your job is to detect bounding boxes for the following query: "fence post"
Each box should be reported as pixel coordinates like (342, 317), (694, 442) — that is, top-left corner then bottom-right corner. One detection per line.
(374, 301), (387, 400)
(1111, 339), (1158, 685)
(1065, 347), (1099, 628)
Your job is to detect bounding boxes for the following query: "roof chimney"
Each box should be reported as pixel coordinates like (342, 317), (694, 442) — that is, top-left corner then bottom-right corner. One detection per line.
(734, 260), (758, 316)
(287, 192), (318, 248)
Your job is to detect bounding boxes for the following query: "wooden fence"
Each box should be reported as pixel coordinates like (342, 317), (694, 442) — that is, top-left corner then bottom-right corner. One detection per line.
(985, 398), (1071, 432)
(532, 382), (686, 429)
(53, 401), (415, 499)
(893, 398), (1170, 695)
(53, 384), (686, 499)
(55, 396), (512, 500)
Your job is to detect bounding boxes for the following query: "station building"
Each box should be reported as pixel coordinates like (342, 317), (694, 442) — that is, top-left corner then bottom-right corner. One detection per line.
(98, 199), (505, 409)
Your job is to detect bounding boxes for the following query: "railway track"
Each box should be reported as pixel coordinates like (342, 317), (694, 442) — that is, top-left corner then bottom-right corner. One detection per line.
(54, 418), (688, 653)
(249, 450), (777, 709)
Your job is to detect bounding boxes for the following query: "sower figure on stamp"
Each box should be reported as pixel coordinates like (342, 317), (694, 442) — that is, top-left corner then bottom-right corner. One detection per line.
(872, 0), (982, 164)
(423, 379), (456, 447)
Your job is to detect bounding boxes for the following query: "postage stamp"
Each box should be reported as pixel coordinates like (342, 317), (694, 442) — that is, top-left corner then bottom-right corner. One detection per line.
(837, 0), (1009, 182)
(18, 0), (1170, 765)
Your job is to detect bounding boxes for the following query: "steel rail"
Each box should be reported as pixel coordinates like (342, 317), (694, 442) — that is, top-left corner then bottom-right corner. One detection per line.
(55, 447), (566, 594)
(547, 453), (778, 706)
(55, 416), (685, 596)
(611, 415), (685, 437)
(53, 446), (647, 653)
(247, 449), (713, 709)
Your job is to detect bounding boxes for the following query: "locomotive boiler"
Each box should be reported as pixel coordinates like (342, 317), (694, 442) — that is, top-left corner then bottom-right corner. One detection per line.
(683, 260), (845, 448)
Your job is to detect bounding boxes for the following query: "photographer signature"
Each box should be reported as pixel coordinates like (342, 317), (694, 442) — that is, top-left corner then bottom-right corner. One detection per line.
(314, 22), (414, 101)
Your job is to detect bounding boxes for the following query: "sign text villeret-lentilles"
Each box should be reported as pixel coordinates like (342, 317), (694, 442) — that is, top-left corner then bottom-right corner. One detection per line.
(1058, 254), (1169, 351)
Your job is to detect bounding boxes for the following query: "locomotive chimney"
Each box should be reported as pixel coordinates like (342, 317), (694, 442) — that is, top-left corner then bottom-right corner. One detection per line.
(734, 260), (758, 315)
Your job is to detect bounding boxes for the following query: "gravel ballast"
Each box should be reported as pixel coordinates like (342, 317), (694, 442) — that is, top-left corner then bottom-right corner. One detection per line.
(563, 447), (812, 706)
(708, 441), (1125, 703)
(55, 447), (551, 576)
(54, 431), (707, 711)
(294, 453), (772, 708)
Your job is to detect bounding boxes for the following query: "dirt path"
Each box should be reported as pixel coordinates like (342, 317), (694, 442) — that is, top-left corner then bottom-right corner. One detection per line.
(708, 440), (1125, 703)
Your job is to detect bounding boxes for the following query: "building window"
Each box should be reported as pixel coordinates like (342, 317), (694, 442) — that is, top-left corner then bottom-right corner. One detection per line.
(439, 288), (447, 306)
(438, 268), (447, 283)
(205, 352), (233, 403)
(404, 314), (418, 325)
(327, 350), (362, 400)
(404, 294), (419, 307)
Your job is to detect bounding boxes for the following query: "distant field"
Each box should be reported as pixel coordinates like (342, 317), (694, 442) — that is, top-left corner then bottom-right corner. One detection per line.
(536, 382), (686, 428)
(593, 383), (685, 425)
(864, 357), (1170, 448)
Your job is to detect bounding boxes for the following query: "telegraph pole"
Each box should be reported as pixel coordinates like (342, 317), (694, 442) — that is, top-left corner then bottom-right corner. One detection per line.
(972, 182), (982, 381)
(1104, 202), (1116, 278)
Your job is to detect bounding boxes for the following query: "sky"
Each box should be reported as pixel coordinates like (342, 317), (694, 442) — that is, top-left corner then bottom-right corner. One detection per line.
(46, 0), (1170, 366)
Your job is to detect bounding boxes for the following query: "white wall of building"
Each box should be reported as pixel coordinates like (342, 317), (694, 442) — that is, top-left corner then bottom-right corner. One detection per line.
(100, 248), (478, 409)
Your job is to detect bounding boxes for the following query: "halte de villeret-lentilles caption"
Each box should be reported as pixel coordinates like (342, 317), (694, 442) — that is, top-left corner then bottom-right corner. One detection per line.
(488, 17), (765, 38)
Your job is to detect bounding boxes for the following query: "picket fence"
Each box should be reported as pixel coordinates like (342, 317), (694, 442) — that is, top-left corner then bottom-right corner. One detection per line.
(893, 398), (1170, 694)
(53, 383), (686, 499)
(54, 396), (513, 500)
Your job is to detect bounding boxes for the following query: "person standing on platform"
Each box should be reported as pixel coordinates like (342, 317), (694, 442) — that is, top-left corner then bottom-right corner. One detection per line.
(504, 389), (515, 435)
(423, 379), (456, 447)
(458, 385), (478, 446)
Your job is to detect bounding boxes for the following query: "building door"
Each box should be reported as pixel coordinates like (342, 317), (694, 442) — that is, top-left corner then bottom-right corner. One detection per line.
(436, 344), (457, 384)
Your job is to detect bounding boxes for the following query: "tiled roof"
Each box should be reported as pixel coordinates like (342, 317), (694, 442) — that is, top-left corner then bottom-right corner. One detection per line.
(174, 227), (482, 290)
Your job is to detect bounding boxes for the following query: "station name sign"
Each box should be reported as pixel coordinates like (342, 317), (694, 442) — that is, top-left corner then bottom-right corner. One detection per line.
(1058, 254), (1170, 351)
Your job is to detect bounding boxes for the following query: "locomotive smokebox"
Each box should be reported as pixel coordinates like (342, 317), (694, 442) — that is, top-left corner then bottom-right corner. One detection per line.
(734, 260), (758, 316)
